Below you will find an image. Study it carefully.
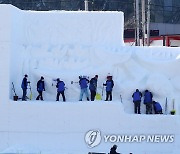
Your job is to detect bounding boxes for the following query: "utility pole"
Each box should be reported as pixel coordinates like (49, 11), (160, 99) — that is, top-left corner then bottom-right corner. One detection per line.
(135, 0), (140, 46)
(85, 0), (88, 11)
(147, 0), (151, 46)
(141, 0), (146, 46)
(134, 1), (137, 46)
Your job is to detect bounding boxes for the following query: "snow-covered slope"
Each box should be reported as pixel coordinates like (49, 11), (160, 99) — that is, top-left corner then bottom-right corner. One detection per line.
(0, 4), (180, 154)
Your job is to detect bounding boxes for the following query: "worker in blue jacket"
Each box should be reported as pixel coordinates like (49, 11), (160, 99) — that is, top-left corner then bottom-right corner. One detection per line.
(144, 90), (153, 114)
(132, 89), (142, 114)
(36, 76), (45, 101)
(21, 74), (30, 101)
(56, 78), (66, 102)
(79, 76), (90, 101)
(153, 101), (163, 114)
(89, 75), (98, 101)
(103, 75), (114, 101)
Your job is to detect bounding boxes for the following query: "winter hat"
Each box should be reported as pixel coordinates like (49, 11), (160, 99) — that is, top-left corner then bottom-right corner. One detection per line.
(41, 76), (44, 80)
(107, 75), (112, 79)
(57, 78), (60, 81)
(113, 144), (117, 149)
(24, 74), (28, 77)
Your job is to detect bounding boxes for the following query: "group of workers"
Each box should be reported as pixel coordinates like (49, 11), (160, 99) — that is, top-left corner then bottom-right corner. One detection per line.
(21, 74), (163, 115)
(132, 89), (163, 114)
(21, 74), (114, 102)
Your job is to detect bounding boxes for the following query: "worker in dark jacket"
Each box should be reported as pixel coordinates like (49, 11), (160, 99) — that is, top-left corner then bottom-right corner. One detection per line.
(144, 90), (153, 114)
(56, 78), (66, 102)
(110, 145), (119, 154)
(89, 75), (98, 101)
(21, 74), (30, 101)
(103, 75), (114, 101)
(36, 76), (45, 101)
(79, 76), (90, 101)
(153, 101), (163, 114)
(132, 89), (142, 114)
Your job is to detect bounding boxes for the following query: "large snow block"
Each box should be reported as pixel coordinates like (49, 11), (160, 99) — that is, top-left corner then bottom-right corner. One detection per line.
(23, 11), (124, 47)
(0, 43), (10, 101)
(0, 102), (179, 154)
(0, 5), (13, 42)
(0, 5), (23, 43)
(0, 5), (124, 47)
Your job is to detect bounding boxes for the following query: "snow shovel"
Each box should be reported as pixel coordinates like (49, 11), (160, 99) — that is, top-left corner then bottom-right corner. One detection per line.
(95, 93), (102, 100)
(12, 82), (18, 101)
(170, 99), (176, 115)
(165, 97), (168, 115)
(102, 85), (104, 98)
(28, 82), (32, 100)
(120, 94), (123, 104)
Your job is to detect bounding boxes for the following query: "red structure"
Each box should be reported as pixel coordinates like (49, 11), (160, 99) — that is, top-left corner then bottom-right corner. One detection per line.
(124, 35), (180, 47)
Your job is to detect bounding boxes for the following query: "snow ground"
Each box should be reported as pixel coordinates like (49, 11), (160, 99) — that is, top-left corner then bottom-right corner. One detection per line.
(0, 4), (180, 154)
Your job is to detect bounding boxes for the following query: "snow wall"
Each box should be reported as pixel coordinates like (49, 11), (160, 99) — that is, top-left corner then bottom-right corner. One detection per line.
(0, 4), (180, 154)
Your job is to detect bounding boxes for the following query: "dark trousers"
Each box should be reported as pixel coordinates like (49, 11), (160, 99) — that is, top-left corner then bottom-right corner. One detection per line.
(105, 91), (112, 101)
(145, 103), (152, 114)
(134, 101), (141, 114)
(36, 91), (43, 100)
(22, 89), (27, 101)
(56, 91), (66, 102)
(90, 90), (96, 101)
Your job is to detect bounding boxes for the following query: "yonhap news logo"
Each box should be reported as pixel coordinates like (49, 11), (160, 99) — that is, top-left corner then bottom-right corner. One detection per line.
(103, 134), (174, 143)
(85, 130), (102, 148)
(85, 130), (175, 148)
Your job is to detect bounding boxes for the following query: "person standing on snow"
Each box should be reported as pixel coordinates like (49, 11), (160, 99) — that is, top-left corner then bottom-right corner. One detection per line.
(79, 76), (90, 101)
(144, 90), (153, 114)
(132, 89), (142, 114)
(89, 75), (98, 101)
(153, 101), (163, 114)
(36, 76), (45, 101)
(21, 74), (30, 101)
(56, 78), (66, 102)
(103, 75), (114, 101)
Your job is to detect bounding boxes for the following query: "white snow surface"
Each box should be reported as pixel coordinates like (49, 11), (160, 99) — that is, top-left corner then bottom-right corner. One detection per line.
(0, 4), (180, 154)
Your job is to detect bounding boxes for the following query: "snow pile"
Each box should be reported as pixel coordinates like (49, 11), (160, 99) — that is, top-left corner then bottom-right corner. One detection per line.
(0, 4), (180, 154)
